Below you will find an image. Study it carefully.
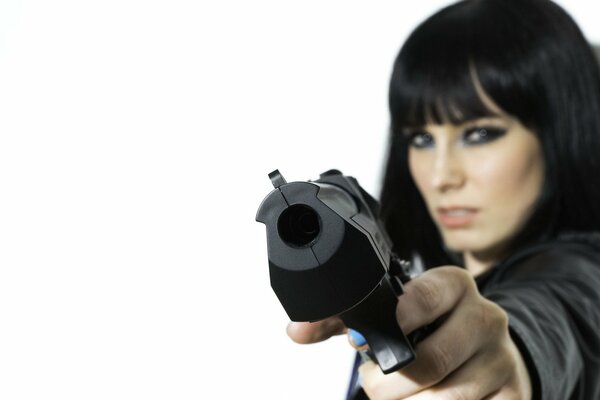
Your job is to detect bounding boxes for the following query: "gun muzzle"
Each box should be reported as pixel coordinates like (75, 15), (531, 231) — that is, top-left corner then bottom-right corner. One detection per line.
(277, 204), (320, 248)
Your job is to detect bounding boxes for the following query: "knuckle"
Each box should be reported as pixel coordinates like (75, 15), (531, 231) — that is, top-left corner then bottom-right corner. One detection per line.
(359, 379), (377, 398)
(395, 302), (409, 331)
(501, 338), (520, 368)
(412, 278), (442, 313)
(440, 264), (470, 280)
(488, 301), (509, 334)
(367, 388), (392, 400)
(442, 387), (470, 400)
(495, 388), (521, 400)
(451, 266), (477, 292)
(425, 343), (453, 381)
(473, 299), (509, 338)
(360, 379), (392, 400)
(359, 362), (396, 400)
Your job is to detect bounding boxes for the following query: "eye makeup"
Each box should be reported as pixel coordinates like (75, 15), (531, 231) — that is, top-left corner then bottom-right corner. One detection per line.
(406, 130), (434, 148)
(461, 126), (507, 145)
(402, 123), (509, 149)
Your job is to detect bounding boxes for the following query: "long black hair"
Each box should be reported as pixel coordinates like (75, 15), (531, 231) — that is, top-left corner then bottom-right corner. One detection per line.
(380, 0), (600, 267)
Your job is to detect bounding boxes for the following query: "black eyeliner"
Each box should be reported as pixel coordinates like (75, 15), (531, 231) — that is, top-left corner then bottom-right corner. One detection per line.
(463, 127), (507, 145)
(407, 130), (434, 148)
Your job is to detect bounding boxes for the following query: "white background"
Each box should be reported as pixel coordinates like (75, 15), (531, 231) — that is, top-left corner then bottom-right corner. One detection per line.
(1, 1), (598, 399)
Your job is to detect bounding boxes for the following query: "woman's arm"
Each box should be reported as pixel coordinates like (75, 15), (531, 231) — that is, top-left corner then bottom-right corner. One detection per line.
(479, 245), (600, 400)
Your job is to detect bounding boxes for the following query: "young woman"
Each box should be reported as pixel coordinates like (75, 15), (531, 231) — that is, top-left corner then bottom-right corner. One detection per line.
(287, 0), (600, 399)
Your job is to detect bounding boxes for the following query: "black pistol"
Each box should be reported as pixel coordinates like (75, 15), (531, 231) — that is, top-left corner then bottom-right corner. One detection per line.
(255, 169), (416, 374)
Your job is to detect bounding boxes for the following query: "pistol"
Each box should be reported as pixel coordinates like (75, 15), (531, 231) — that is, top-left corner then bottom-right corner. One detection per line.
(255, 169), (417, 374)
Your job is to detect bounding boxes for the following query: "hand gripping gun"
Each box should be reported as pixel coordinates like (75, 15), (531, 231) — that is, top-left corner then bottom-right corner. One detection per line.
(255, 169), (417, 374)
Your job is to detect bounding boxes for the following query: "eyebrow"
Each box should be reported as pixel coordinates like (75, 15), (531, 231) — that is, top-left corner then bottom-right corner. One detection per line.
(400, 126), (425, 136)
(403, 116), (506, 131)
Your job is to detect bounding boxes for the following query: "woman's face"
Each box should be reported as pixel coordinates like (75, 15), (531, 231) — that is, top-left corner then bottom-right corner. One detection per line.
(406, 113), (544, 266)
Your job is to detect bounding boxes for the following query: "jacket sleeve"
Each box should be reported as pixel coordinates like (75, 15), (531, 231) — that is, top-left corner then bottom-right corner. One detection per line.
(480, 246), (600, 400)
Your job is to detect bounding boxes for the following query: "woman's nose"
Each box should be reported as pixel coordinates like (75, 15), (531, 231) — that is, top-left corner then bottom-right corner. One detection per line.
(430, 150), (465, 192)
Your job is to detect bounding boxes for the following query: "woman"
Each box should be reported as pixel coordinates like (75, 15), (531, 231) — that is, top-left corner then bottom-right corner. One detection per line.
(287, 0), (600, 399)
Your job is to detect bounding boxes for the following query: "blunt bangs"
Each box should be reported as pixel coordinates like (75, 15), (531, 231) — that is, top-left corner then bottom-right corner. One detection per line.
(389, 0), (538, 130)
(389, 34), (492, 127)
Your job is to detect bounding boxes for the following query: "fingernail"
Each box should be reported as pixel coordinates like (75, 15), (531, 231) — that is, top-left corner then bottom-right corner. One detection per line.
(348, 329), (367, 347)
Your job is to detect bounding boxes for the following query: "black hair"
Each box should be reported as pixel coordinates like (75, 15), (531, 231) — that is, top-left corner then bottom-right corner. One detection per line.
(380, 0), (600, 267)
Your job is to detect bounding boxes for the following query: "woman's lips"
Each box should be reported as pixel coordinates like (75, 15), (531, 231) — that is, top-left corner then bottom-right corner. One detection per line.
(436, 207), (479, 228)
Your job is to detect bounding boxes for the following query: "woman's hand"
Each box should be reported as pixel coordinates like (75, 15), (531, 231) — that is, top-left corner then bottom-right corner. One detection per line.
(286, 316), (346, 344)
(357, 266), (532, 400)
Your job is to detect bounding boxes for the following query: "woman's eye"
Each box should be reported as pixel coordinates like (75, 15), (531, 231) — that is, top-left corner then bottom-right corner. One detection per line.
(408, 131), (434, 148)
(462, 127), (507, 145)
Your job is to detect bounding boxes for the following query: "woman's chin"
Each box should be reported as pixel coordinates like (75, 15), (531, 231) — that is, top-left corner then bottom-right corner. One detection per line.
(441, 230), (492, 254)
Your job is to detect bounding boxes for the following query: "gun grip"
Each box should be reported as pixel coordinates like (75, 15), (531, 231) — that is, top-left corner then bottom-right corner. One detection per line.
(340, 276), (415, 374)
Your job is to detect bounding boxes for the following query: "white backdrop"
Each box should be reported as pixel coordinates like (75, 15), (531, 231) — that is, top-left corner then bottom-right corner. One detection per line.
(1, 1), (598, 399)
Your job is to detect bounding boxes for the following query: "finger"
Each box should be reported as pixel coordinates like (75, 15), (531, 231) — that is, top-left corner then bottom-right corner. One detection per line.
(347, 329), (374, 364)
(402, 344), (513, 400)
(359, 347), (509, 400)
(347, 329), (369, 351)
(359, 360), (410, 400)
(286, 318), (346, 344)
(485, 386), (525, 400)
(396, 266), (476, 335)
(399, 300), (499, 388)
(361, 304), (481, 398)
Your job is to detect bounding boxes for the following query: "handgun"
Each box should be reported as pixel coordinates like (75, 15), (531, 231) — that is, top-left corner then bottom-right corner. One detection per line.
(255, 169), (417, 374)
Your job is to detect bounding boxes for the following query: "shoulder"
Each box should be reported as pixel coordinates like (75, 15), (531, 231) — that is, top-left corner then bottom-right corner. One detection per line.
(478, 231), (600, 289)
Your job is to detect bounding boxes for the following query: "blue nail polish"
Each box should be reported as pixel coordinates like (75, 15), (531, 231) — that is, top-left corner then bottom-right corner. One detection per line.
(348, 329), (367, 347)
